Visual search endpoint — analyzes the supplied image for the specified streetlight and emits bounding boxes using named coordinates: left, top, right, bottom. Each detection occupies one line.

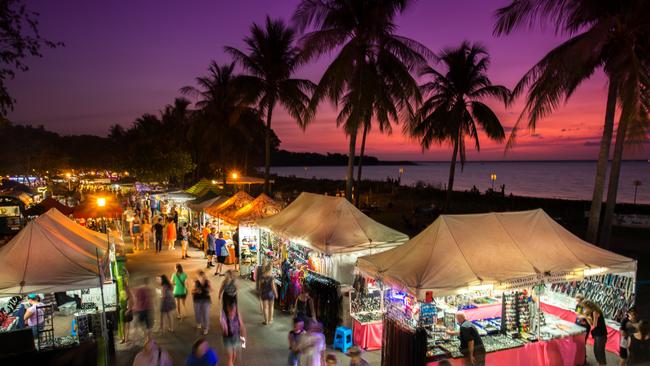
left=96, top=197, right=106, bottom=207
left=94, top=195, right=110, bottom=366
left=633, top=180, right=642, bottom=204
left=490, top=173, right=497, bottom=190
left=65, top=172, right=72, bottom=191
left=231, top=172, right=239, bottom=180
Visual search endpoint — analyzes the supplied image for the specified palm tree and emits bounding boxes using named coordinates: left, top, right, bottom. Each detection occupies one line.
left=406, top=42, right=510, bottom=210
left=180, top=62, right=253, bottom=186
left=293, top=0, right=428, bottom=201
left=494, top=0, right=650, bottom=246
left=225, top=16, right=314, bottom=195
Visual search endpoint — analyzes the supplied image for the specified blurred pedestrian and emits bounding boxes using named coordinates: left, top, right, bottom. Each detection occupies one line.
left=620, top=307, right=639, bottom=366
left=132, top=339, right=172, bottom=366
left=214, top=232, right=227, bottom=276
left=583, top=300, right=607, bottom=366
left=133, top=278, right=154, bottom=341
left=220, top=301, right=247, bottom=366
left=298, top=321, right=326, bottom=366
left=120, top=283, right=134, bottom=344
left=232, top=229, right=240, bottom=272
left=153, top=218, right=164, bottom=253
left=172, top=263, right=188, bottom=319
left=192, top=270, right=212, bottom=335
left=288, top=318, right=305, bottom=366
left=141, top=217, right=152, bottom=250
left=159, top=274, right=176, bottom=333
left=629, top=320, right=650, bottom=365
left=219, top=270, right=238, bottom=309
left=187, top=337, right=218, bottom=366
left=259, top=264, right=278, bottom=325
left=132, top=216, right=142, bottom=251
left=166, top=218, right=177, bottom=250
left=180, top=222, right=190, bottom=259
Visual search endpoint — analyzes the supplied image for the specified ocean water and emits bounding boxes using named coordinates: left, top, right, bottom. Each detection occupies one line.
left=270, top=161, right=650, bottom=204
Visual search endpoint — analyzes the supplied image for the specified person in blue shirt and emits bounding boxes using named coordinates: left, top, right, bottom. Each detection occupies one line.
left=214, top=232, right=228, bottom=276
left=186, top=337, right=218, bottom=366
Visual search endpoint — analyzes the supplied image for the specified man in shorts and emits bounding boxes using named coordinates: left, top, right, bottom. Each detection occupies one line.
left=206, top=228, right=216, bottom=268
left=214, top=232, right=228, bottom=276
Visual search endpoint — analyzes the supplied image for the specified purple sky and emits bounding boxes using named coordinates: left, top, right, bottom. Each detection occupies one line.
left=7, top=0, right=647, bottom=160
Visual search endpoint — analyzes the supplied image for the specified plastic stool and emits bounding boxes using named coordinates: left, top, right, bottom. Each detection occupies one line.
left=333, top=326, right=353, bottom=353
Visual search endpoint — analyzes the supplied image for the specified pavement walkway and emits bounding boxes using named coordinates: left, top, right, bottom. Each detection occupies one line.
left=114, top=245, right=618, bottom=366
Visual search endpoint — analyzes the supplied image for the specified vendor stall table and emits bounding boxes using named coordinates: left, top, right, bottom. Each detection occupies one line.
left=427, top=333, right=585, bottom=366
left=353, top=318, right=383, bottom=351
left=541, top=302, right=620, bottom=353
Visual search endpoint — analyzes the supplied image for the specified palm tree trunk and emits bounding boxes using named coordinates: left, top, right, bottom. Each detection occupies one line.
left=220, top=130, right=226, bottom=187
left=354, top=123, right=369, bottom=207
left=586, top=81, right=617, bottom=244
left=445, top=135, right=459, bottom=211
left=345, top=128, right=358, bottom=202
left=264, top=102, right=275, bottom=195
left=599, top=115, right=629, bottom=248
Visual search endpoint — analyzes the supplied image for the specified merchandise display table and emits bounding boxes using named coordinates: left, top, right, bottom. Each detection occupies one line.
left=352, top=318, right=383, bottom=350
left=540, top=302, right=620, bottom=353
left=427, top=333, right=586, bottom=366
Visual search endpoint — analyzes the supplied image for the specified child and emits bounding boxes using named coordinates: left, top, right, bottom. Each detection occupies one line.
left=288, top=318, right=305, bottom=366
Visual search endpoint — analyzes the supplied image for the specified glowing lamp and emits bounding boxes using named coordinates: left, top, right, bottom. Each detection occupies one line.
left=231, top=172, right=239, bottom=180
left=97, top=197, right=106, bottom=207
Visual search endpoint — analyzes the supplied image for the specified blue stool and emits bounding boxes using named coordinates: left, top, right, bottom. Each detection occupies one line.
left=333, top=326, right=353, bottom=353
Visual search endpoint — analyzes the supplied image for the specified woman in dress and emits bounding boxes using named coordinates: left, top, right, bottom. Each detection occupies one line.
left=259, top=264, right=278, bottom=325
left=171, top=263, right=188, bottom=319
left=166, top=218, right=177, bottom=250
left=583, top=300, right=607, bottom=366
left=141, top=217, right=152, bottom=250
left=193, top=270, right=212, bottom=335
left=293, top=287, right=317, bottom=322
left=159, top=274, right=176, bottom=333
left=220, top=301, right=247, bottom=366
left=629, top=320, right=650, bottom=365
left=219, top=270, right=238, bottom=309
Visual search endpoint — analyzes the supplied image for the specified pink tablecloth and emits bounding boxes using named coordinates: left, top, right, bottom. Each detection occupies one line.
left=428, top=334, right=586, bottom=366
left=353, top=319, right=383, bottom=351
left=463, top=303, right=502, bottom=320
left=540, top=302, right=620, bottom=353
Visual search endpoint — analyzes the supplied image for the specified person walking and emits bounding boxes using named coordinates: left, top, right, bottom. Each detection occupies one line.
left=620, top=307, right=639, bottom=366
left=166, top=218, right=177, bottom=250
left=214, top=232, right=228, bottom=276
left=232, top=229, right=240, bottom=272
left=629, top=320, right=650, bottom=365
left=120, top=283, right=134, bottom=344
left=259, top=264, right=278, bottom=325
left=575, top=294, right=591, bottom=365
left=298, top=321, right=326, bottom=366
left=132, top=216, right=142, bottom=251
left=446, top=312, right=486, bottom=366
left=153, top=218, right=164, bottom=253
left=192, top=270, right=212, bottom=335
left=288, top=318, right=305, bottom=366
left=180, top=222, right=190, bottom=259
left=220, top=301, right=247, bottom=366
left=23, top=294, right=45, bottom=338
left=583, top=300, right=608, bottom=366
left=206, top=228, right=217, bottom=269
left=159, top=274, right=176, bottom=333
left=219, top=270, right=238, bottom=309
left=187, top=337, right=219, bottom=366
left=294, top=289, right=317, bottom=323
left=141, top=217, right=152, bottom=250
left=171, top=264, right=188, bottom=320
left=132, top=339, right=173, bottom=366
left=133, top=278, right=154, bottom=341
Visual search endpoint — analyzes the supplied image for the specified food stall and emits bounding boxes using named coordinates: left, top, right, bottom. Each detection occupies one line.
left=228, top=193, right=282, bottom=278
left=256, top=192, right=409, bottom=340
left=204, top=191, right=255, bottom=263
left=0, top=209, right=116, bottom=362
left=356, top=209, right=637, bottom=366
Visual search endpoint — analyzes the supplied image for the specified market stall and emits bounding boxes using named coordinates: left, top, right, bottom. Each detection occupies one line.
left=356, top=209, right=636, bottom=365
left=256, top=192, right=408, bottom=340
left=185, top=178, right=221, bottom=197
left=204, top=190, right=254, bottom=263
left=229, top=193, right=282, bottom=277
left=0, top=208, right=116, bottom=359
left=24, top=197, right=74, bottom=217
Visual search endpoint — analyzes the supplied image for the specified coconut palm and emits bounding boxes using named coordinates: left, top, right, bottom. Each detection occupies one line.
left=180, top=62, right=254, bottom=185
left=494, top=0, right=650, bottom=246
left=225, top=16, right=314, bottom=195
left=406, top=42, right=510, bottom=210
left=293, top=0, right=428, bottom=201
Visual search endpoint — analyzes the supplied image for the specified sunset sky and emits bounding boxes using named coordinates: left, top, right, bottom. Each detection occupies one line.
left=7, top=0, right=647, bottom=161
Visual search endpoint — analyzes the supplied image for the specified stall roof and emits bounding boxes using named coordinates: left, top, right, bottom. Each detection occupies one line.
left=185, top=178, right=220, bottom=196
left=230, top=193, right=281, bottom=224
left=186, top=192, right=225, bottom=212
left=204, top=190, right=254, bottom=222
left=256, top=192, right=409, bottom=255
left=0, top=208, right=107, bottom=295
left=25, top=197, right=74, bottom=216
left=161, top=190, right=196, bottom=202
left=356, top=209, right=637, bottom=299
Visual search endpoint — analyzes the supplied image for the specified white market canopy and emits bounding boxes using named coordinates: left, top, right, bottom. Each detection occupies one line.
left=0, top=208, right=107, bottom=295
left=257, top=192, right=409, bottom=255
left=357, top=209, right=636, bottom=299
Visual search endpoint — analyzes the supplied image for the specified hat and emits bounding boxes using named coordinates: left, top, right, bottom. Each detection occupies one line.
left=27, top=294, right=39, bottom=300
left=346, top=346, right=363, bottom=357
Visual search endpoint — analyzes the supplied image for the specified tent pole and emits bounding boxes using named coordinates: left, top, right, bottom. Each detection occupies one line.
left=95, top=248, right=110, bottom=366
